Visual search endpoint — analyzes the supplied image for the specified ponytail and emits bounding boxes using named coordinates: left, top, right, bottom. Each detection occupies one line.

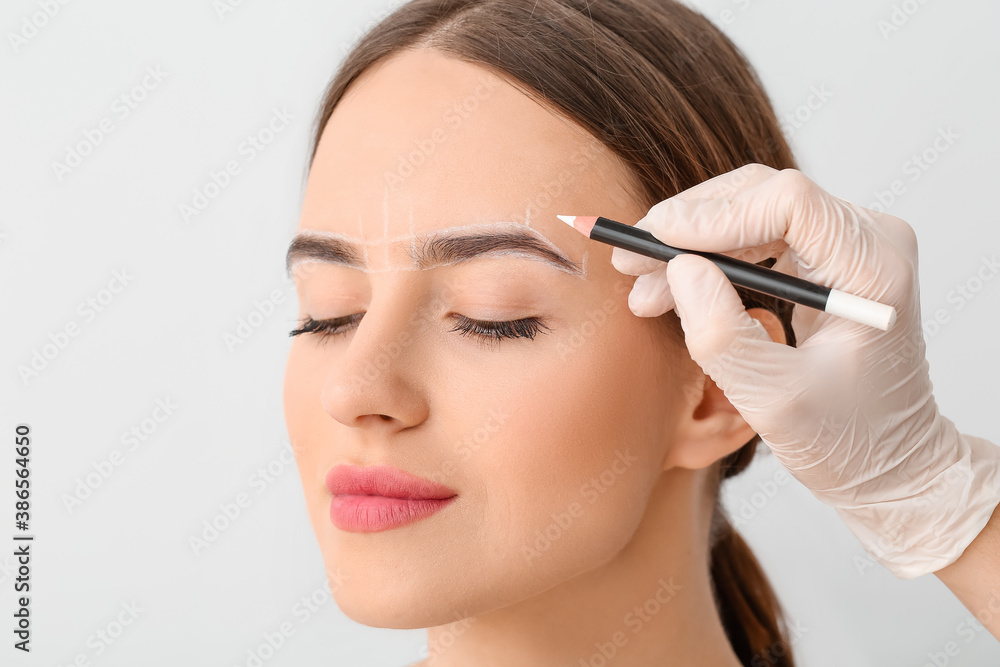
left=709, top=505, right=796, bottom=667
left=707, top=418, right=798, bottom=667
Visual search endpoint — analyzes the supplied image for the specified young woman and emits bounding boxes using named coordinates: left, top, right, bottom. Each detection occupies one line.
left=282, top=1, right=1000, bottom=665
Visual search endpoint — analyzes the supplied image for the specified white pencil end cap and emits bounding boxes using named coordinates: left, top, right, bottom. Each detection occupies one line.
left=825, top=289, right=897, bottom=331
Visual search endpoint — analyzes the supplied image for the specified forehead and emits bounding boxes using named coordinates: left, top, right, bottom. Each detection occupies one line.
left=297, top=48, right=632, bottom=268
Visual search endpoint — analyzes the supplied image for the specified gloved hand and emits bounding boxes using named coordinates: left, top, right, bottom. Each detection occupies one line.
left=611, top=163, right=1000, bottom=580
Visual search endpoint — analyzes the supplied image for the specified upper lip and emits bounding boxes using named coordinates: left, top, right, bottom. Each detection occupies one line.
left=325, top=464, right=457, bottom=500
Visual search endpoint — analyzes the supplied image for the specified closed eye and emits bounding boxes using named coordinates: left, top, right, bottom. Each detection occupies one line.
left=289, top=313, right=550, bottom=350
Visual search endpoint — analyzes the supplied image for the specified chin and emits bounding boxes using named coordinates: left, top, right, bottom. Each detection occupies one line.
left=333, top=582, right=468, bottom=630
left=314, top=538, right=473, bottom=628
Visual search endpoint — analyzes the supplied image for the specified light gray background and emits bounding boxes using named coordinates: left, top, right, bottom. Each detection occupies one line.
left=2, top=0, right=998, bottom=665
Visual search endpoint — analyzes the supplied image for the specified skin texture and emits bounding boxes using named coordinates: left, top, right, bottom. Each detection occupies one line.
left=934, top=502, right=1000, bottom=638
left=283, top=48, right=787, bottom=667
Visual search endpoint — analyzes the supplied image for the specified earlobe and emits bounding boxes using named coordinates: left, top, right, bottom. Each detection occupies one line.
left=663, top=374, right=758, bottom=471
left=661, top=307, right=785, bottom=472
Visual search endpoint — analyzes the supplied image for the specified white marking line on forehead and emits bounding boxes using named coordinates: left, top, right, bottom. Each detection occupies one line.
left=383, top=185, right=391, bottom=268
left=358, top=211, right=369, bottom=266
left=289, top=220, right=587, bottom=278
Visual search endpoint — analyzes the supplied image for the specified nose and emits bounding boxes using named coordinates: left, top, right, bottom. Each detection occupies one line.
left=320, top=297, right=430, bottom=432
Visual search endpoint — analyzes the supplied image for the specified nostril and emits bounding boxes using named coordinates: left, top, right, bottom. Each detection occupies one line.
left=378, top=414, right=392, bottom=421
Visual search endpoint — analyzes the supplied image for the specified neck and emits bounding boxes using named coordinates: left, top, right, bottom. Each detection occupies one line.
left=413, top=468, right=743, bottom=667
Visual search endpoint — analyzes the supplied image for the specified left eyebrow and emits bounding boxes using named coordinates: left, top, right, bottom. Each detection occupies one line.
left=285, top=228, right=583, bottom=277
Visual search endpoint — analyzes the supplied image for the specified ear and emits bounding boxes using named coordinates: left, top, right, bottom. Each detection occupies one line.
left=662, top=307, right=787, bottom=471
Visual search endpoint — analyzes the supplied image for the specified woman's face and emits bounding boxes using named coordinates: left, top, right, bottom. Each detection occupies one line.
left=283, top=48, right=698, bottom=628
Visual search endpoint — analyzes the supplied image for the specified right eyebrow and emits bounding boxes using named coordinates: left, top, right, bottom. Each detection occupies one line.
left=285, top=228, right=583, bottom=277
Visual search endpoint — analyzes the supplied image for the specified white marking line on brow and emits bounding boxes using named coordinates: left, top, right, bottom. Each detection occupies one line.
left=292, top=251, right=578, bottom=275
left=291, top=221, right=588, bottom=278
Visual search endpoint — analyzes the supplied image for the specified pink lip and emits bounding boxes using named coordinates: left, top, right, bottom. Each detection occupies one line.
left=325, top=464, right=457, bottom=533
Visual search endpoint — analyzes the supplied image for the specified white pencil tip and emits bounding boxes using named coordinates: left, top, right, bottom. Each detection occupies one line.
left=557, top=215, right=575, bottom=227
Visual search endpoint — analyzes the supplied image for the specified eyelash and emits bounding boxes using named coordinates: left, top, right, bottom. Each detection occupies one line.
left=289, top=313, right=551, bottom=350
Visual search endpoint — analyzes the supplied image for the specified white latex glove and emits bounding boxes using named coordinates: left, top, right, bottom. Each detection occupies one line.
left=611, top=163, right=1000, bottom=580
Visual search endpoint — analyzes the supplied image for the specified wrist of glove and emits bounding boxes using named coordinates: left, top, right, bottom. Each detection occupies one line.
left=822, top=415, right=1000, bottom=580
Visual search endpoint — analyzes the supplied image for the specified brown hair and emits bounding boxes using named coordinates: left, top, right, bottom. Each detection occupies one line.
left=306, top=0, right=799, bottom=663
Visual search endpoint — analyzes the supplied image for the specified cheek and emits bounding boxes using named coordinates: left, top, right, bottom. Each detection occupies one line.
left=283, top=345, right=328, bottom=528
left=446, top=310, right=678, bottom=582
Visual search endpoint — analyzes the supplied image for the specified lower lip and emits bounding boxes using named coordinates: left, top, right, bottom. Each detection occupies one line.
left=329, top=495, right=456, bottom=533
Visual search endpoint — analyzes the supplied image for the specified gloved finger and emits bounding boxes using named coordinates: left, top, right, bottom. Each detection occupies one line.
left=622, top=244, right=789, bottom=320
left=627, top=263, right=674, bottom=317
left=642, top=169, right=893, bottom=296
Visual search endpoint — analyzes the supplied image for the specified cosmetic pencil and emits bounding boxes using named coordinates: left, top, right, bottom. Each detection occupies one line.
left=557, top=215, right=897, bottom=331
